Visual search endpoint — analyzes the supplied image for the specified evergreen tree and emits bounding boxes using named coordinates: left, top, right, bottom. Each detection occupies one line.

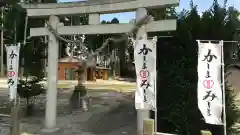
left=1, top=0, right=56, bottom=112
left=156, top=1, right=240, bottom=134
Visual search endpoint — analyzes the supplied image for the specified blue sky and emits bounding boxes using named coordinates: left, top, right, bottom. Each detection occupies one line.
left=58, top=0, right=240, bottom=23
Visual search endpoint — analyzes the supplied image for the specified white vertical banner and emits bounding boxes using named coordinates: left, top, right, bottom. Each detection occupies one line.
left=5, top=43, right=21, bottom=101
left=197, top=41, right=223, bottom=125
left=134, top=38, right=156, bottom=110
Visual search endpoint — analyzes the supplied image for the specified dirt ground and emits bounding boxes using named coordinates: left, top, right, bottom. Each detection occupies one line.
left=0, top=89, right=137, bottom=135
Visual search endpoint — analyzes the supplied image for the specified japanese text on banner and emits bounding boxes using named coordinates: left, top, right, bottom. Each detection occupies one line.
left=197, top=42, right=223, bottom=125
left=5, top=43, right=20, bottom=101
left=134, top=39, right=156, bottom=110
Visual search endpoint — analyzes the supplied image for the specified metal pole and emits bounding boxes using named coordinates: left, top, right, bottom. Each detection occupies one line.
left=10, top=43, right=21, bottom=135
left=70, top=16, right=73, bottom=58
left=154, top=36, right=158, bottom=134
left=44, top=22, right=47, bottom=77
left=1, top=7, right=4, bottom=76
left=14, top=20, right=16, bottom=45
left=220, top=40, right=227, bottom=135
left=21, top=15, right=28, bottom=80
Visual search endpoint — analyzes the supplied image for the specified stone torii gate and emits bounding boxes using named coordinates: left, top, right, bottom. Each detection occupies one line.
left=21, top=0, right=178, bottom=134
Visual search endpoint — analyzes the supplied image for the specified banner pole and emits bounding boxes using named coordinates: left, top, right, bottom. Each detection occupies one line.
left=220, top=40, right=227, bottom=135
left=153, top=36, right=157, bottom=134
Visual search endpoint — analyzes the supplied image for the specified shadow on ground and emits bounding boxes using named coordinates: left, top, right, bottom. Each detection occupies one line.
left=0, top=89, right=137, bottom=135
left=82, top=96, right=137, bottom=135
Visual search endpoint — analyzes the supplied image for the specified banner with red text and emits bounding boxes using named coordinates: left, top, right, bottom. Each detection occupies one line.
left=134, top=39, right=156, bottom=110
left=197, top=42, right=223, bottom=125
left=5, top=43, right=20, bottom=101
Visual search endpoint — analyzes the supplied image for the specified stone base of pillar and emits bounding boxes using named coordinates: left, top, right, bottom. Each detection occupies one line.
left=41, top=127, right=60, bottom=133
left=137, top=109, right=150, bottom=135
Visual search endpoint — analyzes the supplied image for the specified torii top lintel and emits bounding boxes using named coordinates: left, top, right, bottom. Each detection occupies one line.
left=22, top=0, right=179, bottom=17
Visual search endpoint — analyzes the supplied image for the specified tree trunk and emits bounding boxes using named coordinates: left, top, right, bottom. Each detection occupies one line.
left=119, top=43, right=126, bottom=77
left=26, top=98, right=29, bottom=107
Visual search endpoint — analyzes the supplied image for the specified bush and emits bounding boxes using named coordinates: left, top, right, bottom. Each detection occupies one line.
left=17, top=76, right=45, bottom=106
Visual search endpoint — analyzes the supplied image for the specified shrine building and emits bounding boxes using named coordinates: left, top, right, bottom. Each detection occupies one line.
left=58, top=56, right=109, bottom=81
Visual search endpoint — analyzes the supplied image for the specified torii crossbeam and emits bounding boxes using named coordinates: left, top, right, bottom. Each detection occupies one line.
left=22, top=0, right=178, bottom=17
left=30, top=20, right=176, bottom=36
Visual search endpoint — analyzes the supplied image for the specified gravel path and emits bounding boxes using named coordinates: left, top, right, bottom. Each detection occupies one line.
left=0, top=89, right=137, bottom=135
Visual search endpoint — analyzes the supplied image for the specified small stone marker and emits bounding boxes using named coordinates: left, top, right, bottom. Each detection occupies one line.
left=143, top=119, right=154, bottom=135
left=201, top=130, right=212, bottom=135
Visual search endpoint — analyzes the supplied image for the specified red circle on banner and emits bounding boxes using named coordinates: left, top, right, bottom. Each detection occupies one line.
left=140, top=70, right=149, bottom=79
left=8, top=71, right=16, bottom=77
left=203, top=80, right=214, bottom=89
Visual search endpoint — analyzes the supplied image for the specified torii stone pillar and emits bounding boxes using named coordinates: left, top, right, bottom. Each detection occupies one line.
left=136, top=8, right=150, bottom=135
left=42, top=15, right=59, bottom=132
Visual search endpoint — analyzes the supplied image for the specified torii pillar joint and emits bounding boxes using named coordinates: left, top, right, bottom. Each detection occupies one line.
left=89, top=13, right=100, bottom=24
left=136, top=7, right=150, bottom=135
left=43, top=15, right=59, bottom=132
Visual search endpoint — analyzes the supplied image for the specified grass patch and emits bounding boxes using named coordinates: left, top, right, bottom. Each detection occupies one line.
left=57, top=83, right=75, bottom=89
left=86, top=84, right=136, bottom=93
